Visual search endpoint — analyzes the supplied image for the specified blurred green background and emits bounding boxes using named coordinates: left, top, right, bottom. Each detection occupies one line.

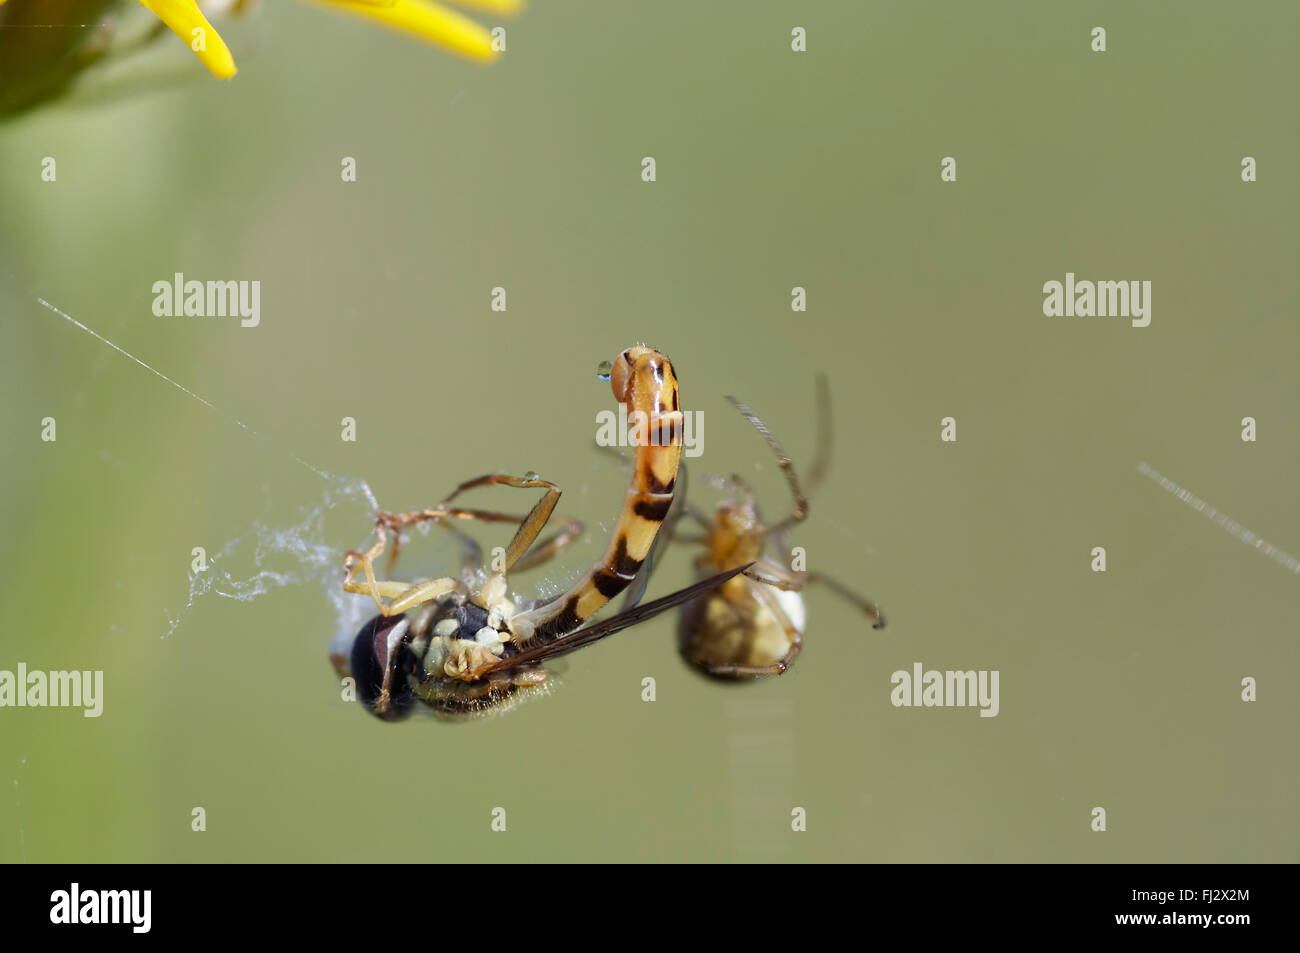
left=1, top=0, right=1297, bottom=862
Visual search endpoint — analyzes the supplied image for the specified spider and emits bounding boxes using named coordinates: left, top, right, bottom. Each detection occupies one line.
left=672, top=376, right=885, bottom=677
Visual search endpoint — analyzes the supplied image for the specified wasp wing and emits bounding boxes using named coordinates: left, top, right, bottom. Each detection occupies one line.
left=483, top=562, right=752, bottom=673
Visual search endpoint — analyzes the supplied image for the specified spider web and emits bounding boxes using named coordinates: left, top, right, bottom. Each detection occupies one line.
left=33, top=296, right=624, bottom=658
left=162, top=472, right=380, bottom=651
left=32, top=297, right=394, bottom=647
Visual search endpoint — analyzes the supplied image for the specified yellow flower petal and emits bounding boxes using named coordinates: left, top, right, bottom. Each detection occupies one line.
left=454, top=0, right=524, bottom=13
left=138, top=0, right=238, bottom=78
left=343, top=0, right=524, bottom=11
left=320, top=0, right=500, bottom=63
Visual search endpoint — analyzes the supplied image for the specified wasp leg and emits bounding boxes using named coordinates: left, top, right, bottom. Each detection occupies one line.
left=347, top=513, right=441, bottom=604
left=405, top=475, right=590, bottom=572
left=373, top=504, right=568, bottom=576
left=343, top=528, right=459, bottom=616
left=376, top=505, right=506, bottom=570
left=346, top=492, right=582, bottom=617
left=342, top=557, right=458, bottom=616
left=510, top=517, right=585, bottom=572
left=344, top=473, right=586, bottom=614
left=434, top=472, right=565, bottom=571
left=427, top=516, right=484, bottom=579
left=392, top=508, right=585, bottom=575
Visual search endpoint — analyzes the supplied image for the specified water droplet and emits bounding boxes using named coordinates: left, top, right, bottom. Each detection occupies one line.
left=524, top=470, right=540, bottom=482
left=596, top=359, right=613, bottom=382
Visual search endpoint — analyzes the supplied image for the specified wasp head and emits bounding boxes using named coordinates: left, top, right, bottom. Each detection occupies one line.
left=346, top=613, right=417, bottom=721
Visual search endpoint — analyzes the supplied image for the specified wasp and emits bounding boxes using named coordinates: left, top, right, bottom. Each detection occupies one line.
left=331, top=345, right=748, bottom=720
left=673, top=376, right=885, bottom=677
